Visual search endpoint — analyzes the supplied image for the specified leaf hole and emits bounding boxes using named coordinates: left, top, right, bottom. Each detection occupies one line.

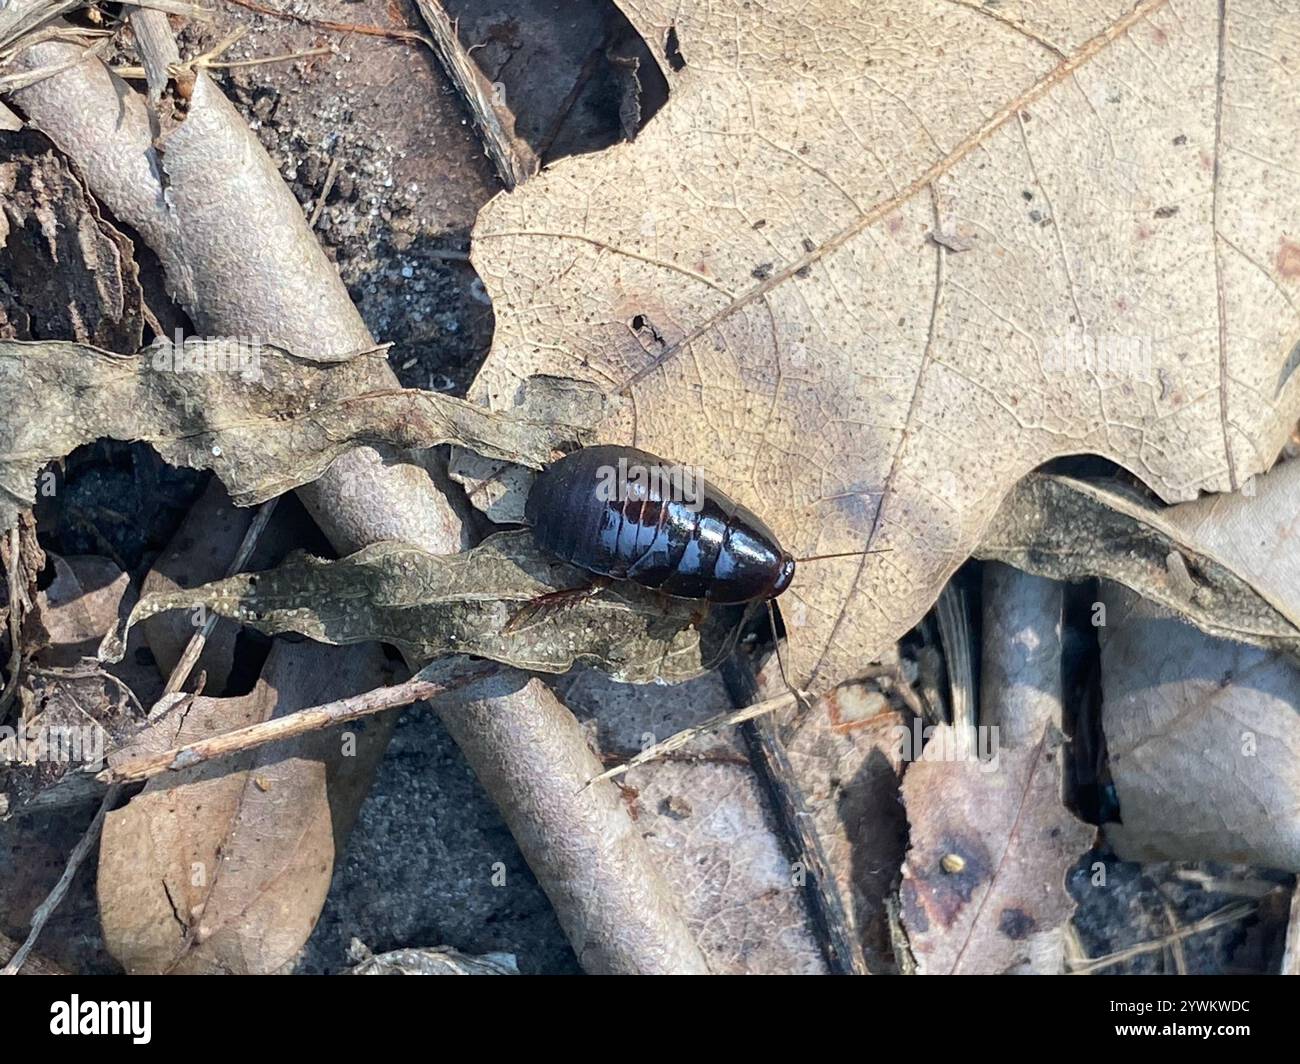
left=664, top=25, right=686, bottom=71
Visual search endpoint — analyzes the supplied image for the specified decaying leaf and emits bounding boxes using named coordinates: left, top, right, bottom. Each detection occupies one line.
left=467, top=0, right=1300, bottom=694
left=32, top=553, right=129, bottom=667
left=0, top=128, right=143, bottom=349
left=0, top=339, right=602, bottom=534
left=779, top=686, right=912, bottom=972
left=449, top=374, right=611, bottom=524
left=99, top=639, right=398, bottom=975
left=1096, top=457, right=1300, bottom=871
left=100, top=530, right=745, bottom=685
left=975, top=474, right=1300, bottom=656
left=0, top=552, right=149, bottom=819
left=900, top=724, right=1095, bottom=974
left=1099, top=591, right=1300, bottom=871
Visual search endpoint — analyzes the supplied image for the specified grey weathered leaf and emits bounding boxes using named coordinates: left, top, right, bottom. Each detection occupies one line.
left=450, top=374, right=612, bottom=524
left=101, top=530, right=743, bottom=685
left=0, top=338, right=602, bottom=533
left=1097, top=457, right=1300, bottom=871
left=975, top=474, right=1300, bottom=655
left=553, top=667, right=829, bottom=973
left=1100, top=592, right=1300, bottom=871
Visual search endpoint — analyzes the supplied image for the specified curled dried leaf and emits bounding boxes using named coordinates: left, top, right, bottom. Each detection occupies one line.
left=974, top=474, right=1300, bottom=655
left=100, top=530, right=745, bottom=684
left=0, top=339, right=604, bottom=533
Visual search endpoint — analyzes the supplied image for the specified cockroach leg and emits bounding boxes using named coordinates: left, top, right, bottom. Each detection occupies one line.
left=502, top=576, right=612, bottom=634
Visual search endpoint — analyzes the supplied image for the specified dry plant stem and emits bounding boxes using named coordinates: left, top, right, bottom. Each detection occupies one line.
left=0, top=783, right=121, bottom=975
left=223, top=0, right=428, bottom=45
left=8, top=38, right=708, bottom=974
left=0, top=527, right=22, bottom=718
left=587, top=687, right=799, bottom=785
left=162, top=496, right=277, bottom=695
left=412, top=0, right=538, bottom=189
left=436, top=669, right=707, bottom=973
left=0, top=931, right=64, bottom=974
left=980, top=562, right=1064, bottom=746
left=102, top=661, right=494, bottom=785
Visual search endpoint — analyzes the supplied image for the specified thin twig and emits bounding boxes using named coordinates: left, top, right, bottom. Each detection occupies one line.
left=100, top=660, right=493, bottom=785
left=582, top=688, right=800, bottom=788
left=1283, top=883, right=1300, bottom=975
left=0, top=931, right=65, bottom=974
left=222, top=0, right=430, bottom=45
left=163, top=497, right=278, bottom=695
left=28, top=663, right=148, bottom=719
left=308, top=155, right=340, bottom=229
left=0, top=35, right=111, bottom=91
left=724, top=655, right=869, bottom=976
left=0, top=783, right=121, bottom=975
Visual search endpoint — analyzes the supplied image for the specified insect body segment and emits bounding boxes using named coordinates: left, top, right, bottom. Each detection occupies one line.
left=525, top=444, right=795, bottom=604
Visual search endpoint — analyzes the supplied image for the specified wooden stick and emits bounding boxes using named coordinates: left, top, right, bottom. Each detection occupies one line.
left=1283, top=883, right=1300, bottom=975
left=583, top=688, right=799, bottom=787
left=100, top=660, right=493, bottom=784
left=0, top=527, right=22, bottom=719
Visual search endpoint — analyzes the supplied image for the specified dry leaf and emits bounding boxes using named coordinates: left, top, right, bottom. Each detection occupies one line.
left=1097, top=457, right=1300, bottom=870
left=554, top=668, right=828, bottom=973
left=98, top=640, right=397, bottom=974
left=900, top=724, right=1095, bottom=974
left=1099, top=592, right=1300, bottom=870
left=467, top=0, right=1300, bottom=693
left=0, top=338, right=601, bottom=534
left=0, top=552, right=151, bottom=818
left=779, top=688, right=911, bottom=972
left=32, top=553, right=129, bottom=666
left=976, top=473, right=1300, bottom=655
left=100, top=530, right=745, bottom=685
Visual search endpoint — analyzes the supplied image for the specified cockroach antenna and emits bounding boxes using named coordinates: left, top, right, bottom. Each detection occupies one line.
left=793, top=547, right=893, bottom=563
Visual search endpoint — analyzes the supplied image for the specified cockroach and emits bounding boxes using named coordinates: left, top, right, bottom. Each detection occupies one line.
left=525, top=444, right=796, bottom=604
left=520, top=443, right=888, bottom=697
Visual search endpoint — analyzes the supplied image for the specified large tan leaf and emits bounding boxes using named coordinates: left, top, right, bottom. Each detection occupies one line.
left=468, top=0, right=1300, bottom=692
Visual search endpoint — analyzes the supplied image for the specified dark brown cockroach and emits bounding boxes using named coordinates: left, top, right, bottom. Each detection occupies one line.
left=525, top=444, right=795, bottom=604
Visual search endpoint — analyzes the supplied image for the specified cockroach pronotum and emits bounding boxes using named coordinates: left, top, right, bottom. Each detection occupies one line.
left=525, top=444, right=796, bottom=604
